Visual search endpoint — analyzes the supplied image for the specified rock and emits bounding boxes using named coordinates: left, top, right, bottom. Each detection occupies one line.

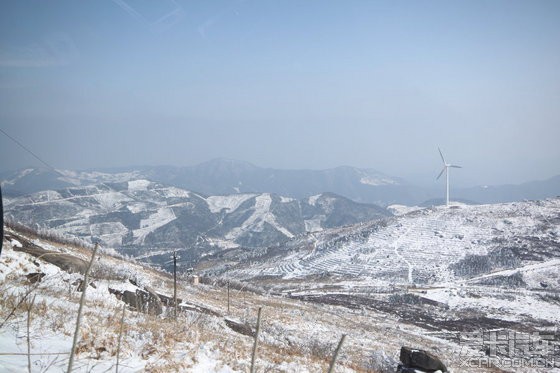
left=224, top=317, right=255, bottom=337
left=109, top=287, right=163, bottom=315
left=399, top=347, right=447, bottom=372
left=25, top=272, right=46, bottom=284
left=157, top=292, right=182, bottom=307
left=12, top=240, right=88, bottom=274
left=135, top=289, right=163, bottom=315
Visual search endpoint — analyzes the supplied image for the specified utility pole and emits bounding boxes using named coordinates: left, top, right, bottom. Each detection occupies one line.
left=250, top=307, right=262, bottom=373
left=227, top=281, right=230, bottom=314
left=172, top=250, right=177, bottom=319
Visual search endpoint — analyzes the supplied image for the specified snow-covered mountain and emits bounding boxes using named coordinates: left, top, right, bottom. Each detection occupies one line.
left=205, top=198, right=560, bottom=289
left=3, top=180, right=389, bottom=267
left=2, top=160, right=559, bottom=206
left=0, top=168, right=142, bottom=196
left=2, top=196, right=559, bottom=371
left=198, top=198, right=560, bottom=350
left=0, top=161, right=416, bottom=206
left=6, top=222, right=535, bottom=373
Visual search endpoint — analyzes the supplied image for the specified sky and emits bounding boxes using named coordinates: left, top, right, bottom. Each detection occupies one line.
left=0, top=0, right=559, bottom=187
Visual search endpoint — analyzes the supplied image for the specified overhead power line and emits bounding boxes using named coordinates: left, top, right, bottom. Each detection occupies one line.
left=0, top=128, right=57, bottom=171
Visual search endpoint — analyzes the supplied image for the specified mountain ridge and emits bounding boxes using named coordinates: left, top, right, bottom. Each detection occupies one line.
left=4, top=179, right=390, bottom=268
left=1, top=159, right=559, bottom=206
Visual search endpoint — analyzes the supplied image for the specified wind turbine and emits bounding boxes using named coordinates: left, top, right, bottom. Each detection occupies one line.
left=436, top=147, right=462, bottom=206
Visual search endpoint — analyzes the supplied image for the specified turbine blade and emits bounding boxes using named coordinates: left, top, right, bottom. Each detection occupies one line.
left=438, top=147, right=446, bottom=164
left=450, top=165, right=462, bottom=168
left=436, top=167, right=445, bottom=180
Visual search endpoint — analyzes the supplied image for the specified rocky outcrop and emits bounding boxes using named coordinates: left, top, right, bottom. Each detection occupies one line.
left=397, top=346, right=447, bottom=372
left=109, top=287, right=163, bottom=315
left=25, top=272, right=46, bottom=284
left=157, top=292, right=182, bottom=307
left=10, top=235, right=88, bottom=274
left=224, top=317, right=254, bottom=337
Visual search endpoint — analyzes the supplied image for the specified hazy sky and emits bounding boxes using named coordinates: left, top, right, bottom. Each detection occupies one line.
left=1, top=0, right=559, bottom=187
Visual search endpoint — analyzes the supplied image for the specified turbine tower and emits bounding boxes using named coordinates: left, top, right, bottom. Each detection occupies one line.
left=436, top=147, right=462, bottom=206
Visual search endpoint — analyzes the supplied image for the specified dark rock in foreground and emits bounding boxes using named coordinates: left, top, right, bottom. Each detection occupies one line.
left=398, top=346, right=447, bottom=372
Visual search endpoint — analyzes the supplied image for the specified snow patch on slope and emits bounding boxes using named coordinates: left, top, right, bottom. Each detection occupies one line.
left=226, top=194, right=294, bottom=240
left=90, top=222, right=128, bottom=247
left=160, top=186, right=190, bottom=198
left=387, top=204, right=423, bottom=216
left=127, top=202, right=147, bottom=213
left=93, top=191, right=131, bottom=211
left=304, top=218, right=323, bottom=233
left=206, top=194, right=256, bottom=213
left=128, top=179, right=151, bottom=191
left=56, top=169, right=142, bottom=186
left=4, top=168, right=35, bottom=184
left=227, top=199, right=560, bottom=285
left=133, top=207, right=177, bottom=244
left=359, top=176, right=397, bottom=186
left=308, top=194, right=321, bottom=206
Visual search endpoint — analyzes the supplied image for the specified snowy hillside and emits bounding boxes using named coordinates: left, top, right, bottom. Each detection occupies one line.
left=201, top=199, right=560, bottom=351
left=0, top=224, right=492, bottom=372
left=4, top=181, right=389, bottom=268
left=3, top=163, right=559, bottom=207
left=216, top=199, right=560, bottom=285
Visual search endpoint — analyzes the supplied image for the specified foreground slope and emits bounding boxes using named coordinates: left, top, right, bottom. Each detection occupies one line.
left=0, top=224, right=504, bottom=372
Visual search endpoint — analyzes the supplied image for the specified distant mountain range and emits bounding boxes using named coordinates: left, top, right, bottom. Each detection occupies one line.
left=1, top=158, right=559, bottom=206
left=3, top=179, right=389, bottom=266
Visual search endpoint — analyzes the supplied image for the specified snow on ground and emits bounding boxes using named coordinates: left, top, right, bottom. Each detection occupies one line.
left=307, top=195, right=321, bottom=206
left=228, top=199, right=560, bottom=286
left=206, top=194, right=256, bottom=214
left=423, top=284, right=560, bottom=323
left=2, top=223, right=558, bottom=372
left=359, top=176, right=397, bottom=186
left=126, top=202, right=147, bottom=214
left=205, top=237, right=240, bottom=250
left=1, top=168, right=35, bottom=185
left=55, top=169, right=142, bottom=187
left=304, top=218, right=324, bottom=233
left=225, top=194, right=295, bottom=240
left=93, top=191, right=132, bottom=211
left=133, top=207, right=177, bottom=244
left=127, top=179, right=151, bottom=191
left=158, top=186, right=191, bottom=199
left=387, top=204, right=422, bottom=216
left=90, top=222, right=129, bottom=247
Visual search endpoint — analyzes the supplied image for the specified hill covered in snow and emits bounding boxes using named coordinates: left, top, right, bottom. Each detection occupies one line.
left=2, top=161, right=559, bottom=207
left=0, top=224, right=476, bottom=372
left=203, top=199, right=560, bottom=284
left=201, top=199, right=560, bottom=343
left=2, top=199, right=559, bottom=372
left=3, top=180, right=389, bottom=269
